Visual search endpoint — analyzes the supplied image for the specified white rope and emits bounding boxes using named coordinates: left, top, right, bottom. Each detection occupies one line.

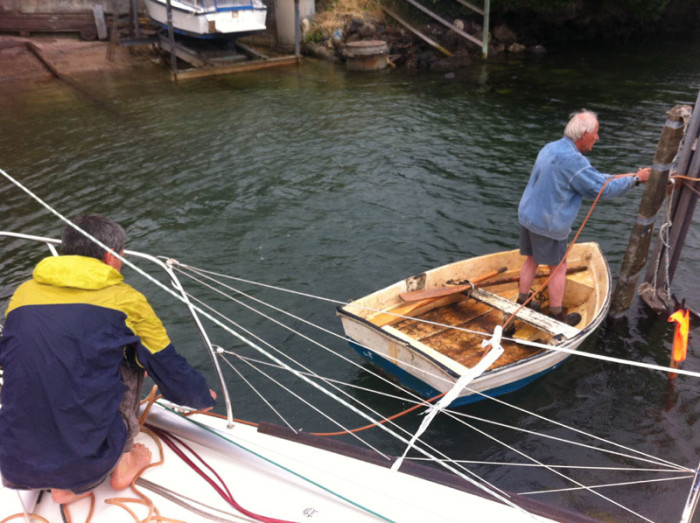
left=176, top=262, right=700, bottom=380
left=406, top=459, right=687, bottom=473
left=216, top=347, right=295, bottom=431
left=651, top=189, right=674, bottom=304
left=391, top=327, right=505, bottom=472
left=173, top=263, right=460, bottom=391
left=445, top=389, right=691, bottom=473
left=442, top=409, right=689, bottom=471
left=174, top=257, right=694, bottom=477
left=519, top=474, right=694, bottom=496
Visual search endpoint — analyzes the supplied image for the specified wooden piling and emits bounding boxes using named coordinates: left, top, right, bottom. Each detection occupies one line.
left=642, top=90, right=700, bottom=313
left=609, top=104, right=693, bottom=318
left=165, top=0, right=178, bottom=81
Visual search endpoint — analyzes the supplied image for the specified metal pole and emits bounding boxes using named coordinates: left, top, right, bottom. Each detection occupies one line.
left=662, top=95, right=700, bottom=281
left=131, top=0, right=140, bottom=38
left=681, top=461, right=700, bottom=523
left=482, top=0, right=490, bottom=59
left=609, top=105, right=692, bottom=318
left=294, top=0, right=300, bottom=57
left=166, top=0, right=178, bottom=80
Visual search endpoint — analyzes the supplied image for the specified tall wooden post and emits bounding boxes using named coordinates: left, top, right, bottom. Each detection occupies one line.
left=294, top=0, right=300, bottom=58
left=482, top=0, right=490, bottom=59
left=643, top=90, right=700, bottom=296
left=609, top=105, right=692, bottom=318
left=166, top=0, right=178, bottom=81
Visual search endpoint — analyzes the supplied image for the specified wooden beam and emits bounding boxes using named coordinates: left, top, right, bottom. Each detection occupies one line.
left=173, top=56, right=299, bottom=81
left=382, top=7, right=452, bottom=57
left=402, top=0, right=482, bottom=48
left=470, top=289, right=579, bottom=339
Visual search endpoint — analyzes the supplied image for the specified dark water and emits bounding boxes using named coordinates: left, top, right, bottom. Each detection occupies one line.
left=1, top=37, right=700, bottom=521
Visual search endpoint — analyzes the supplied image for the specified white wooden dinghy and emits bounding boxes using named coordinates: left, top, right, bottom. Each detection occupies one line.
left=337, top=243, right=611, bottom=406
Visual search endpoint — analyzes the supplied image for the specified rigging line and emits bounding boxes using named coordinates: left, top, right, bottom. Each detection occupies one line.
left=445, top=388, right=692, bottom=473
left=217, top=350, right=392, bottom=461
left=185, top=292, right=403, bottom=457
left=174, top=265, right=698, bottom=471
left=218, top=350, right=295, bottom=432
left=509, top=337, right=700, bottom=380
left=177, top=274, right=520, bottom=488
left=221, top=351, right=509, bottom=497
left=0, top=169, right=528, bottom=517
left=439, top=409, right=689, bottom=472
left=435, top=411, right=654, bottom=522
left=405, top=459, right=686, bottom=473
left=174, top=264, right=493, bottom=393
left=519, top=474, right=695, bottom=496
left=228, top=353, right=428, bottom=403
left=173, top=265, right=459, bottom=392
left=202, top=352, right=691, bottom=478
left=174, top=262, right=497, bottom=338
left=176, top=267, right=690, bottom=474
left=175, top=259, right=700, bottom=380
left=219, top=347, right=502, bottom=495
left=175, top=266, right=693, bottom=476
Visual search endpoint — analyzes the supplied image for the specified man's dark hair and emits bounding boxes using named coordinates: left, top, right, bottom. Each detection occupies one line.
left=61, top=214, right=126, bottom=260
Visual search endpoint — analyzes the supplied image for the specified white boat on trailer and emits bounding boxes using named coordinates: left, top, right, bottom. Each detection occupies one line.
left=143, top=0, right=267, bottom=39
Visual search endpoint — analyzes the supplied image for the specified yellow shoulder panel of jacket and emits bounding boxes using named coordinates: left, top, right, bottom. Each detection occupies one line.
left=6, top=280, right=171, bottom=354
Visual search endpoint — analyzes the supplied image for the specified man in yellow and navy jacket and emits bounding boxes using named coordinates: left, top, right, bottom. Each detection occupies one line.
left=0, top=214, right=216, bottom=504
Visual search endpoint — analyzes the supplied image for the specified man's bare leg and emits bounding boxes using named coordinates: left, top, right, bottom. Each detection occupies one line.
left=51, top=489, right=91, bottom=505
left=547, top=261, right=567, bottom=309
left=110, top=443, right=152, bottom=491
left=519, top=256, right=538, bottom=297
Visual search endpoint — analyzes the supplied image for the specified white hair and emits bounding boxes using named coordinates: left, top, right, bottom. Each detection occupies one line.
left=564, top=110, right=598, bottom=142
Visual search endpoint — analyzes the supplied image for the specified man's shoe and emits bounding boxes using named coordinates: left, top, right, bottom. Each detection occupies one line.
left=550, top=310, right=582, bottom=327
left=517, top=293, right=541, bottom=312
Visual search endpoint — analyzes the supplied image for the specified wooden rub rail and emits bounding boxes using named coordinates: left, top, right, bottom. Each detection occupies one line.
left=470, top=288, right=580, bottom=339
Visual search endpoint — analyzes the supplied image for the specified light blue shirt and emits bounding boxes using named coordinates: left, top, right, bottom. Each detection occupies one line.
left=518, top=137, right=636, bottom=240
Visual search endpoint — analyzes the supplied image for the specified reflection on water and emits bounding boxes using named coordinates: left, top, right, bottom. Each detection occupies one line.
left=1, top=37, right=699, bottom=521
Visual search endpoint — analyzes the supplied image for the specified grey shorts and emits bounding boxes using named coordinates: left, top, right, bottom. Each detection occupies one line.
left=519, top=225, right=567, bottom=266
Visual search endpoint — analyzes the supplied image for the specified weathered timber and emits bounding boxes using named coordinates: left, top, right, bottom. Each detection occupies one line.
left=0, top=11, right=105, bottom=41
left=172, top=56, right=299, bottom=81
left=402, top=0, right=482, bottom=48
left=381, top=7, right=453, bottom=57
left=642, top=90, right=700, bottom=313
left=610, top=104, right=693, bottom=317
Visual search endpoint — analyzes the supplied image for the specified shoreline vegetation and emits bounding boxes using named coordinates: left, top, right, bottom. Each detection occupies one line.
left=303, top=0, right=700, bottom=72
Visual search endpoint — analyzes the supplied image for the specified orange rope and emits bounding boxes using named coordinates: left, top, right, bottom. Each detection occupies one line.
left=311, top=391, right=448, bottom=437
left=0, top=513, right=49, bottom=523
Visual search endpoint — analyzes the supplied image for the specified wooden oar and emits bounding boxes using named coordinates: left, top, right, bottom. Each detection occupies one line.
left=399, top=266, right=507, bottom=302
left=477, top=265, right=587, bottom=288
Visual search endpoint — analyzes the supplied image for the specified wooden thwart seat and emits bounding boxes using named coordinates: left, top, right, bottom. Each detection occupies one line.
left=470, top=288, right=580, bottom=339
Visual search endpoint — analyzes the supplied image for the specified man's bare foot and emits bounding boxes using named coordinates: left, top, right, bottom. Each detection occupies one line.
left=110, top=443, right=152, bottom=490
left=51, top=489, right=91, bottom=505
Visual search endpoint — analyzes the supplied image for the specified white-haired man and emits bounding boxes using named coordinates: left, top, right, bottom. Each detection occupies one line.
left=517, top=110, right=651, bottom=325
